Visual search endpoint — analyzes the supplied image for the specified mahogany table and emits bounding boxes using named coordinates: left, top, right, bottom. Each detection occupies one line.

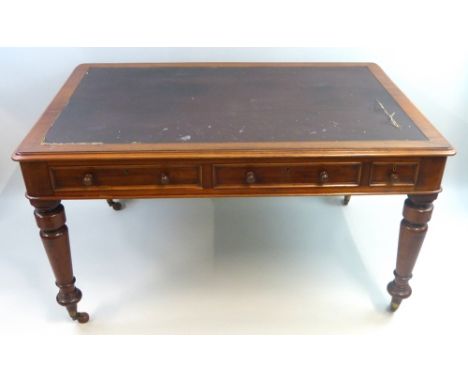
left=12, top=63, right=454, bottom=323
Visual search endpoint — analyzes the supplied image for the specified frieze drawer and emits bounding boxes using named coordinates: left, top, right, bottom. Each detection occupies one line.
left=369, top=162, right=419, bottom=186
left=50, top=165, right=202, bottom=191
left=213, top=162, right=362, bottom=188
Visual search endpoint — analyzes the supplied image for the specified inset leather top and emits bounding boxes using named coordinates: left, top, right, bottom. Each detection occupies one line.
left=44, top=66, right=427, bottom=144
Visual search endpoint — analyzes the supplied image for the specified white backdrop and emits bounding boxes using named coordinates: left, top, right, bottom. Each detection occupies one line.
left=1, top=48, right=467, bottom=338
left=1, top=0, right=468, bottom=373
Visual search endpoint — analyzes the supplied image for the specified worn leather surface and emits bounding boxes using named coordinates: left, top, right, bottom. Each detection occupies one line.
left=45, top=66, right=427, bottom=144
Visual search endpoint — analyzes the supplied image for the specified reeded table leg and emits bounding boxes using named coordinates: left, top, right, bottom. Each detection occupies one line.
left=31, top=200, right=89, bottom=323
left=387, top=193, right=438, bottom=312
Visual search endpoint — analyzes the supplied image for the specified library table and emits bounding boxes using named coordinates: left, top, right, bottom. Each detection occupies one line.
left=12, top=63, right=454, bottom=323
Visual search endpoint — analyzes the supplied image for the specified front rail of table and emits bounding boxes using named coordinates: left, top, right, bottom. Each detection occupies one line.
left=13, top=63, right=454, bottom=323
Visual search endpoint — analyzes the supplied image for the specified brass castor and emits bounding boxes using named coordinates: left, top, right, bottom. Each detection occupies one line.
left=66, top=303, right=90, bottom=324
left=343, top=195, right=351, bottom=205
left=71, top=311, right=90, bottom=323
left=389, top=296, right=402, bottom=312
left=107, top=199, right=123, bottom=210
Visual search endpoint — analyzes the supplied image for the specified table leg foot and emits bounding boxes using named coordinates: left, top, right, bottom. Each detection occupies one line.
left=32, top=200, right=89, bottom=323
left=55, top=280, right=90, bottom=323
left=343, top=195, right=351, bottom=205
left=107, top=199, right=123, bottom=210
left=389, top=296, right=402, bottom=312
left=387, top=194, right=437, bottom=311
left=66, top=304, right=90, bottom=323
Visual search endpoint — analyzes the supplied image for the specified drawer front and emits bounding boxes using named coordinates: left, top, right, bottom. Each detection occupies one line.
left=50, top=165, right=202, bottom=191
left=213, top=162, right=362, bottom=188
left=369, top=162, right=419, bottom=186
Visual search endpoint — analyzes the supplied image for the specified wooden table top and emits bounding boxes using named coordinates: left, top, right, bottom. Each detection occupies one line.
left=13, top=63, right=454, bottom=161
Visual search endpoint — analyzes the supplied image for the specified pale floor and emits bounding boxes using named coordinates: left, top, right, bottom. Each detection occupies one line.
left=1, top=169, right=467, bottom=335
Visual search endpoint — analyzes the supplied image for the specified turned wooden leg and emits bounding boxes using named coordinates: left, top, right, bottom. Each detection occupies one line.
left=387, top=193, right=437, bottom=312
left=343, top=195, right=351, bottom=205
left=31, top=200, right=89, bottom=323
left=106, top=199, right=123, bottom=210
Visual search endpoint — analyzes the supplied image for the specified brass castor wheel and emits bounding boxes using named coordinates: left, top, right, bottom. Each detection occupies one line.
left=342, top=195, right=351, bottom=205
left=107, top=199, right=123, bottom=211
left=388, top=297, right=402, bottom=312
left=72, top=311, right=90, bottom=324
left=66, top=303, right=90, bottom=324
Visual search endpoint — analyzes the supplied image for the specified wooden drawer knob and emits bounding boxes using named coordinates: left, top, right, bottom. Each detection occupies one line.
left=82, top=173, right=94, bottom=186
left=390, top=172, right=399, bottom=184
left=319, top=170, right=329, bottom=183
left=160, top=172, right=170, bottom=185
left=245, top=171, right=256, bottom=184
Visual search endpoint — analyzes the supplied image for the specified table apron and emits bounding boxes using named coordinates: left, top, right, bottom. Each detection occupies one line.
left=20, top=156, right=447, bottom=199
